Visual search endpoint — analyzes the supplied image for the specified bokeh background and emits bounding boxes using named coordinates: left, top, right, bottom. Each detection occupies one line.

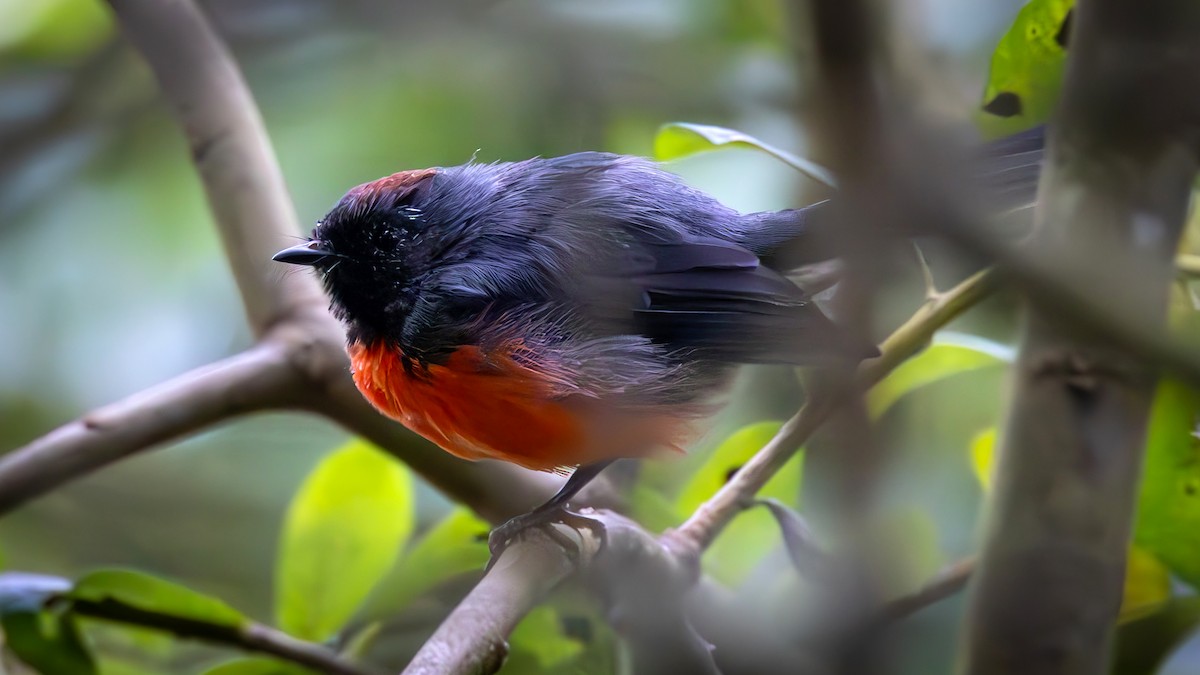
left=4, top=0, right=1192, bottom=673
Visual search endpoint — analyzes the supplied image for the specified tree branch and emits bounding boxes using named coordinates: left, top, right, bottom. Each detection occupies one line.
left=401, top=510, right=725, bottom=675
left=399, top=527, right=587, bottom=675
left=672, top=267, right=997, bottom=553
left=103, top=0, right=324, bottom=335
left=872, top=557, right=974, bottom=626
left=71, top=598, right=378, bottom=675
left=959, top=1, right=1200, bottom=672
left=0, top=342, right=298, bottom=515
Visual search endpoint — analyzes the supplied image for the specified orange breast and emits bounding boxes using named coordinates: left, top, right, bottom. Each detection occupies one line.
left=348, top=341, right=697, bottom=472
left=349, top=341, right=600, bottom=471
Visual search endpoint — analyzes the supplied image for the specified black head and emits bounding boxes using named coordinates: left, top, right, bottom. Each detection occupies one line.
left=273, top=169, right=439, bottom=344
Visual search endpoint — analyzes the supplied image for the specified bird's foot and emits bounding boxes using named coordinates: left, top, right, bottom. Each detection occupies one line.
left=486, top=506, right=606, bottom=572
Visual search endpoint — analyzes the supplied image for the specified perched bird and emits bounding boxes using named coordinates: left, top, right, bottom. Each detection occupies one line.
left=273, top=127, right=1044, bottom=548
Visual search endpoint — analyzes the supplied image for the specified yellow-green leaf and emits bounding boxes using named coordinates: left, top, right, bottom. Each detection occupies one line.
left=868, top=334, right=1011, bottom=419
left=677, top=421, right=803, bottom=584
left=1120, top=546, right=1172, bottom=625
left=0, top=0, right=113, bottom=60
left=977, top=0, right=1074, bottom=138
left=970, top=427, right=998, bottom=493
left=654, top=122, right=837, bottom=188
left=1135, top=379, right=1200, bottom=589
left=508, top=606, right=585, bottom=669
left=358, top=507, right=489, bottom=621
left=71, top=569, right=247, bottom=629
left=201, top=658, right=308, bottom=675
left=275, top=440, right=415, bottom=641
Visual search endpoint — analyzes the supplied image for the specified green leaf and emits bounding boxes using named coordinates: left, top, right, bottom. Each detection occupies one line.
left=677, top=421, right=803, bottom=584
left=3, top=612, right=98, bottom=675
left=868, top=333, right=1010, bottom=419
left=500, top=608, right=618, bottom=675
left=0, top=573, right=97, bottom=675
left=976, top=0, right=1074, bottom=138
left=275, top=439, right=415, bottom=641
left=969, top=427, right=998, bottom=493
left=201, top=658, right=310, bottom=675
left=69, top=569, right=247, bottom=629
left=358, top=507, right=489, bottom=622
left=0, top=0, right=113, bottom=61
left=1115, top=595, right=1200, bottom=675
left=653, top=122, right=837, bottom=188
left=628, top=481, right=685, bottom=534
left=1120, top=546, right=1172, bottom=625
left=508, top=606, right=586, bottom=669
left=1134, top=379, right=1200, bottom=589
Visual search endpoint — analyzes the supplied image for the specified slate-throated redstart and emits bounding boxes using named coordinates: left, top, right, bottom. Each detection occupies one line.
left=274, top=127, right=1044, bottom=549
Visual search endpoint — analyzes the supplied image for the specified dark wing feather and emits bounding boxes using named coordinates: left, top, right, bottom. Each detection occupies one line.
left=613, top=235, right=876, bottom=364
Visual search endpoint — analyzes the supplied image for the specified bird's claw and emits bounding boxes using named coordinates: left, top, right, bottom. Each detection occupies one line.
left=485, top=507, right=607, bottom=572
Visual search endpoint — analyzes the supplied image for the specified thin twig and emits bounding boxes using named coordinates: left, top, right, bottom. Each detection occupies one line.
left=71, top=599, right=378, bottom=675
left=872, top=557, right=974, bottom=626
left=673, top=268, right=998, bottom=552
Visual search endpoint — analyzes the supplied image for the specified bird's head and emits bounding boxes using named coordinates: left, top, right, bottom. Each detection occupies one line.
left=273, top=168, right=440, bottom=344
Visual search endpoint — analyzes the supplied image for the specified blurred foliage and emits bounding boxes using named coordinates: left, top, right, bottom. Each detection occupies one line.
left=4, top=0, right=1200, bottom=673
left=868, top=334, right=1011, bottom=419
left=358, top=507, right=489, bottom=623
left=0, top=0, right=112, bottom=61
left=654, top=121, right=837, bottom=187
left=0, top=573, right=96, bottom=675
left=675, top=421, right=804, bottom=584
left=200, top=659, right=307, bottom=675
left=976, top=0, right=1073, bottom=137
left=275, top=439, right=413, bottom=642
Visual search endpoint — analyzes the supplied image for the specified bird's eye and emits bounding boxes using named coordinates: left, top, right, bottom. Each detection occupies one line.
left=374, top=224, right=404, bottom=253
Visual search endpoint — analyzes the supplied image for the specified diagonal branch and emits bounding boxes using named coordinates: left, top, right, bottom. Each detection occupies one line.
left=0, top=330, right=558, bottom=525
left=0, top=342, right=298, bottom=515
left=400, top=527, right=586, bottom=675
left=104, top=0, right=324, bottom=335
left=673, top=267, right=998, bottom=552
left=70, top=597, right=380, bottom=675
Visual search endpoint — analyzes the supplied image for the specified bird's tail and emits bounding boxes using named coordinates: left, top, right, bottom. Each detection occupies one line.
left=747, top=125, right=1047, bottom=271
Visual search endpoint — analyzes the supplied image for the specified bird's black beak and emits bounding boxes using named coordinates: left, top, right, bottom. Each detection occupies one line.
left=273, top=241, right=335, bottom=266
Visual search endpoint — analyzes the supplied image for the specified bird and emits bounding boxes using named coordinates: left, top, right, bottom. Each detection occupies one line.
left=273, top=126, right=1045, bottom=554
